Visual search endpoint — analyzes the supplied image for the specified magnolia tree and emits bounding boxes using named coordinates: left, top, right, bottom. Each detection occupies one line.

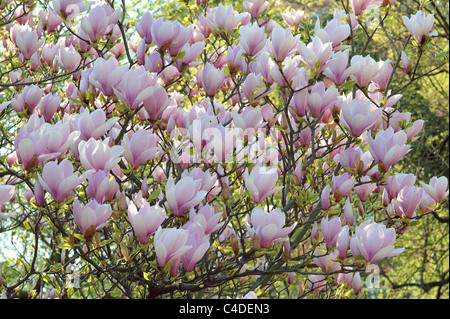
left=0, top=0, right=448, bottom=299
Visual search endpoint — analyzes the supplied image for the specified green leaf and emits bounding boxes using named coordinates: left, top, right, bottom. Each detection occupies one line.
left=58, top=242, right=72, bottom=250
left=149, top=189, right=160, bottom=200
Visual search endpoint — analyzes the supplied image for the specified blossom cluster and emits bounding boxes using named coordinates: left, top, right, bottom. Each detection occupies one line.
left=0, top=0, right=447, bottom=299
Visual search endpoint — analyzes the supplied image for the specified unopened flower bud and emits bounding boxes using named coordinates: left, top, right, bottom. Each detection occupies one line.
left=252, top=233, right=261, bottom=251
left=222, top=183, right=230, bottom=201
left=230, top=233, right=240, bottom=256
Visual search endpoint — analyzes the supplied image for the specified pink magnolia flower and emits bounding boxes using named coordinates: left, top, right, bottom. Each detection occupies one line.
left=86, top=170, right=119, bottom=203
left=80, top=4, right=121, bottom=43
left=207, top=4, right=248, bottom=35
left=196, top=62, right=226, bottom=97
left=122, top=129, right=161, bottom=169
left=151, top=17, right=191, bottom=55
left=0, top=185, right=15, bottom=207
left=371, top=59, right=393, bottom=91
left=181, top=222, right=210, bottom=272
left=154, top=227, right=192, bottom=274
left=181, top=168, right=220, bottom=196
left=112, top=66, right=158, bottom=110
left=41, top=121, right=79, bottom=159
left=402, top=10, right=438, bottom=44
left=350, top=55, right=382, bottom=88
left=298, top=36, right=333, bottom=73
left=392, top=186, right=423, bottom=218
left=368, top=127, right=411, bottom=171
left=323, top=49, right=359, bottom=86
left=14, top=115, right=60, bottom=171
left=73, top=108, right=119, bottom=142
left=321, top=184, right=331, bottom=210
left=383, top=110, right=424, bottom=142
left=281, top=8, right=306, bottom=31
left=165, top=176, right=207, bottom=216
left=243, top=165, right=283, bottom=203
left=78, top=137, right=124, bottom=172
left=56, top=45, right=81, bottom=73
left=15, top=29, right=44, bottom=60
left=142, top=85, right=170, bottom=121
left=313, top=247, right=340, bottom=272
left=11, top=84, right=43, bottom=114
left=52, top=0, right=91, bottom=20
left=89, top=56, right=127, bottom=97
left=189, top=204, right=224, bottom=235
left=127, top=201, right=166, bottom=244
left=289, top=89, right=308, bottom=119
left=354, top=176, right=377, bottom=202
left=38, top=159, right=92, bottom=203
left=72, top=198, right=112, bottom=238
left=135, top=11, right=154, bottom=44
left=226, top=45, right=246, bottom=74
left=247, top=207, right=297, bottom=248
left=242, top=73, right=276, bottom=106
left=339, top=99, right=382, bottom=137
left=332, top=172, right=356, bottom=201
left=337, top=146, right=373, bottom=173
left=350, top=219, right=404, bottom=264
left=268, top=24, right=299, bottom=62
left=384, top=173, right=416, bottom=199
left=243, top=0, right=269, bottom=18
left=351, top=0, right=381, bottom=16
left=239, top=23, right=267, bottom=56
left=38, top=92, right=61, bottom=122
left=321, top=216, right=341, bottom=248
left=314, top=17, right=350, bottom=50
left=231, top=107, right=265, bottom=135
left=420, top=176, right=449, bottom=203
left=352, top=272, right=362, bottom=294
left=307, top=81, right=339, bottom=119
left=343, top=198, right=354, bottom=225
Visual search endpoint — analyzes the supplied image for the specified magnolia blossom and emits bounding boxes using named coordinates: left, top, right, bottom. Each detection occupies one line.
left=165, top=176, right=207, bottom=216
left=239, top=23, right=267, bottom=57
left=323, top=49, right=359, bottom=86
left=207, top=4, right=249, bottom=35
left=268, top=24, right=299, bottom=62
left=86, top=170, right=119, bottom=203
left=196, top=62, right=226, bottom=97
left=244, top=165, right=283, bottom=203
left=392, top=186, right=423, bottom=218
left=80, top=4, right=121, bottom=43
left=122, top=129, right=161, bottom=169
left=38, top=159, right=92, bottom=203
left=78, top=138, right=124, bottom=172
left=350, top=55, right=382, bottom=88
left=89, top=57, right=127, bottom=97
left=128, top=201, right=166, bottom=244
left=73, top=198, right=112, bottom=238
left=339, top=99, right=382, bottom=137
left=247, top=207, right=297, bottom=248
left=402, top=10, right=438, bottom=44
left=181, top=222, right=210, bottom=272
left=113, top=66, right=158, bottom=110
left=298, top=36, right=333, bottom=73
left=15, top=29, right=44, bottom=60
left=350, top=220, right=404, bottom=264
left=154, top=227, right=192, bottom=276
left=321, top=216, right=341, bottom=248
left=0, top=185, right=15, bottom=207
left=281, top=8, right=306, bottom=30
left=420, top=176, right=449, bottom=203
left=368, top=127, right=411, bottom=171
left=189, top=204, right=223, bottom=235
